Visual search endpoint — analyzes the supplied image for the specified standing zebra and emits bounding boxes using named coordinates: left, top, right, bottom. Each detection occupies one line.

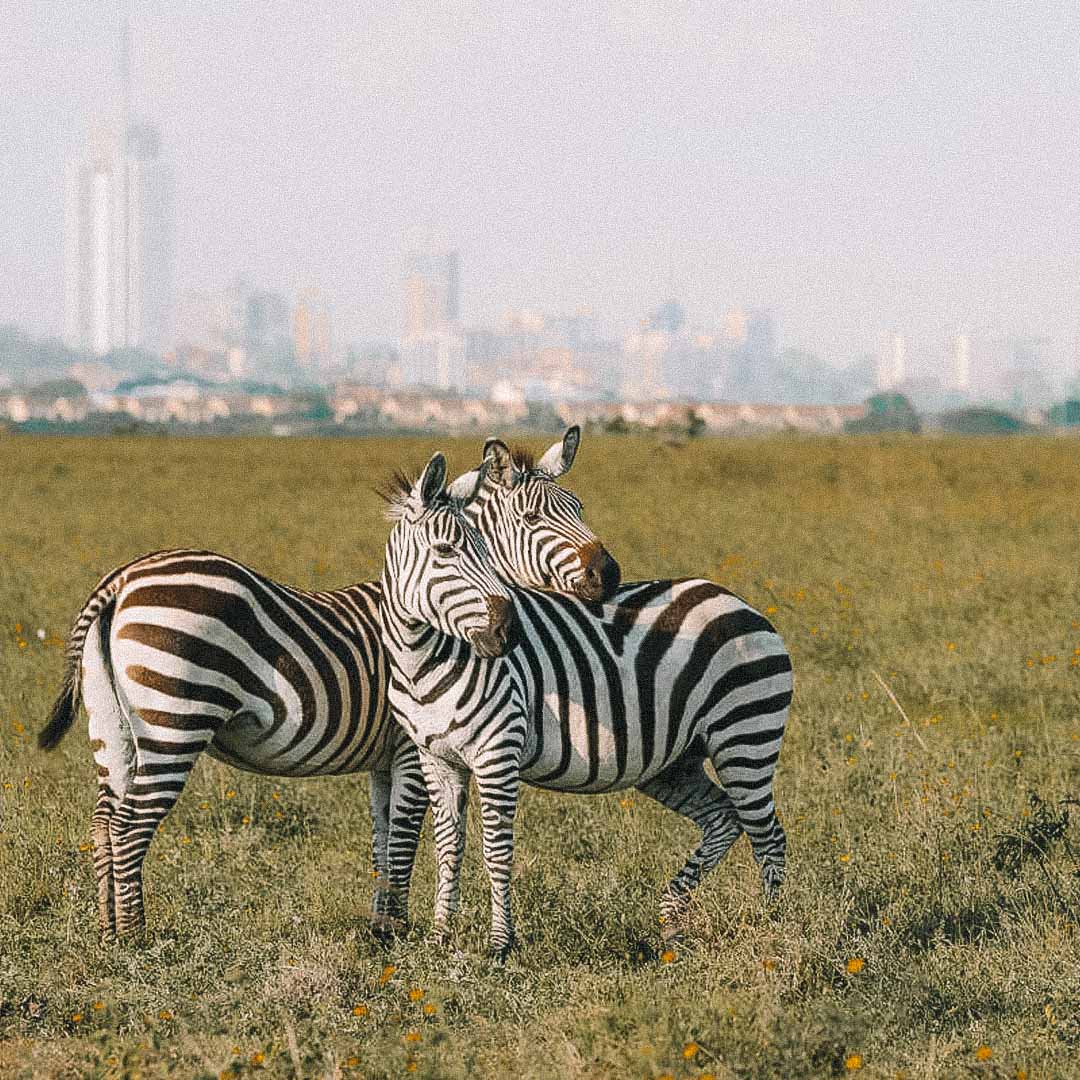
left=38, top=548, right=428, bottom=942
left=383, top=439, right=794, bottom=957
left=38, top=432, right=614, bottom=943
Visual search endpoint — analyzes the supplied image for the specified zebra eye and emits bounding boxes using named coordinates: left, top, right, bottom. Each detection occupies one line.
left=523, top=511, right=541, bottom=526
left=433, top=542, right=456, bottom=558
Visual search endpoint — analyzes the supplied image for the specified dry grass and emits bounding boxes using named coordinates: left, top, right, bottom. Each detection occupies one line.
left=1, top=433, right=1079, bottom=1078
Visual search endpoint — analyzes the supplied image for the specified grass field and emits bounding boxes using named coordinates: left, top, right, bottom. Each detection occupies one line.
left=1, top=433, right=1079, bottom=1079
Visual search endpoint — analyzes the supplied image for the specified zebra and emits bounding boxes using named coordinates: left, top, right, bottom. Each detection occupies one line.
left=464, top=425, right=620, bottom=603
left=38, top=548, right=429, bottom=942
left=382, top=441, right=794, bottom=958
left=36, top=432, right=614, bottom=944
left=379, top=452, right=520, bottom=947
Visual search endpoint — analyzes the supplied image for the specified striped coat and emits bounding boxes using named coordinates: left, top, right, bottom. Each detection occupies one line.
left=40, top=548, right=426, bottom=941
left=385, top=532, right=792, bottom=957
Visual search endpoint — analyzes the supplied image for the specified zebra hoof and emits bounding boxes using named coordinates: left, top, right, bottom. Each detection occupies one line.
left=489, top=936, right=517, bottom=963
left=762, top=867, right=784, bottom=903
left=371, top=915, right=408, bottom=943
left=658, top=904, right=689, bottom=944
left=98, top=928, right=117, bottom=946
left=659, top=920, right=684, bottom=945
left=627, top=939, right=657, bottom=965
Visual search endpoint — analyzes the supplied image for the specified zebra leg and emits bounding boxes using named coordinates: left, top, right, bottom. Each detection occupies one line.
left=417, top=750, right=470, bottom=945
left=83, top=616, right=136, bottom=944
left=384, top=739, right=429, bottom=930
left=710, top=729, right=787, bottom=900
left=91, top=790, right=117, bottom=942
left=474, top=768, right=520, bottom=960
left=368, top=767, right=393, bottom=935
left=109, top=719, right=214, bottom=940
left=636, top=754, right=742, bottom=940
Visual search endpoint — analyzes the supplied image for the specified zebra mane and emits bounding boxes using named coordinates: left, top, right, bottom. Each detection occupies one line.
left=510, top=447, right=536, bottom=473
left=376, top=469, right=418, bottom=522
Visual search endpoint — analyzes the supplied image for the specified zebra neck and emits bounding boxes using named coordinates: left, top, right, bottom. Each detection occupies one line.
left=462, top=485, right=515, bottom=577
left=377, top=569, right=441, bottom=687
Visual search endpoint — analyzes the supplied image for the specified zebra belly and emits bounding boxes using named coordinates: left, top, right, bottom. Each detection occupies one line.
left=108, top=599, right=393, bottom=779
left=511, top=581, right=792, bottom=793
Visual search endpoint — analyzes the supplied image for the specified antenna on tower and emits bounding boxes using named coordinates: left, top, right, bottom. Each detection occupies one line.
left=120, top=14, right=132, bottom=347
left=121, top=15, right=132, bottom=130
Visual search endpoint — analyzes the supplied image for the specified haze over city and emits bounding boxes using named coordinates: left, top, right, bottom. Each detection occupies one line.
left=2, top=1, right=1079, bottom=404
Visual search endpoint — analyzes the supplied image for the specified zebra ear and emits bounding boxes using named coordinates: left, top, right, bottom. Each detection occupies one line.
left=536, top=425, right=580, bottom=479
left=416, top=453, right=448, bottom=508
left=482, top=437, right=515, bottom=489
left=446, top=464, right=486, bottom=505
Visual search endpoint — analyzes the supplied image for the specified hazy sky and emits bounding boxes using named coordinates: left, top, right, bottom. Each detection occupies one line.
left=3, top=1, right=1078, bottom=369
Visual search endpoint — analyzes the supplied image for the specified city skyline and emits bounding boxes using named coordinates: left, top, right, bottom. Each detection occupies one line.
left=3, top=3, right=1079, bottom=380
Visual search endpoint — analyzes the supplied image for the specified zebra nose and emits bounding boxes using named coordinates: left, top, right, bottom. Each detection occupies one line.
left=486, top=595, right=515, bottom=647
left=580, top=547, right=621, bottom=602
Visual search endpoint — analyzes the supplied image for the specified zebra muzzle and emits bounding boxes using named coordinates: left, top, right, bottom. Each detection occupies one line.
left=469, top=596, right=516, bottom=657
left=575, top=544, right=621, bottom=603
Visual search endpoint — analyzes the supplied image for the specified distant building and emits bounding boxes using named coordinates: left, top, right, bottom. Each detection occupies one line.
left=950, top=331, right=972, bottom=393
left=720, top=309, right=778, bottom=398
left=64, top=122, right=174, bottom=356
left=464, top=309, right=609, bottom=400
left=293, top=288, right=334, bottom=372
left=403, top=249, right=460, bottom=338
left=876, top=331, right=907, bottom=390
left=620, top=321, right=670, bottom=401
left=401, top=248, right=464, bottom=388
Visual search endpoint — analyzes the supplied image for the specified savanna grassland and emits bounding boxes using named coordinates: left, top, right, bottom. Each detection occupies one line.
left=1, top=433, right=1079, bottom=1080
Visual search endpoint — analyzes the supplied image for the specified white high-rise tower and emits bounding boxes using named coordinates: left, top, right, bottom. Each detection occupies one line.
left=876, top=331, right=907, bottom=390
left=63, top=21, right=174, bottom=356
left=950, top=331, right=972, bottom=393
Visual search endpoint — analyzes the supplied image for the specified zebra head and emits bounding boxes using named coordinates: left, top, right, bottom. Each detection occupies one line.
left=449, top=426, right=621, bottom=603
left=383, top=452, right=516, bottom=658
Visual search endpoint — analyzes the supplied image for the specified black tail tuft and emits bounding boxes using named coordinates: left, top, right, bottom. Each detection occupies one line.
left=39, top=668, right=78, bottom=751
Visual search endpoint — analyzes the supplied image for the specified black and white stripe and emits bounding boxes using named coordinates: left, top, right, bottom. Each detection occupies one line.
left=384, top=443, right=793, bottom=957
left=40, top=548, right=428, bottom=941
left=451, top=427, right=621, bottom=603
left=379, top=454, right=520, bottom=947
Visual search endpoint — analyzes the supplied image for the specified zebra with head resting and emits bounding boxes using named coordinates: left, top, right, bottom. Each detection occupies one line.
left=38, top=548, right=430, bottom=942
left=465, top=425, right=620, bottom=602
left=37, top=434, right=614, bottom=944
left=383, top=433, right=793, bottom=958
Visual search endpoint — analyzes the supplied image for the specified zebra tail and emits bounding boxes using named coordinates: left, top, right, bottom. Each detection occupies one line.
left=38, top=566, right=126, bottom=751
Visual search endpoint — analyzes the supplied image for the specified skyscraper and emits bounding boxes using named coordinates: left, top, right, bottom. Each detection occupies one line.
left=950, top=331, right=972, bottom=393
left=293, top=288, right=335, bottom=372
left=401, top=247, right=464, bottom=388
left=876, top=331, right=907, bottom=390
left=63, top=25, right=174, bottom=356
left=403, top=249, right=460, bottom=339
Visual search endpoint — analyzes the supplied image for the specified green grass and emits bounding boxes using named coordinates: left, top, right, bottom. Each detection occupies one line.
left=1, top=433, right=1079, bottom=1079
